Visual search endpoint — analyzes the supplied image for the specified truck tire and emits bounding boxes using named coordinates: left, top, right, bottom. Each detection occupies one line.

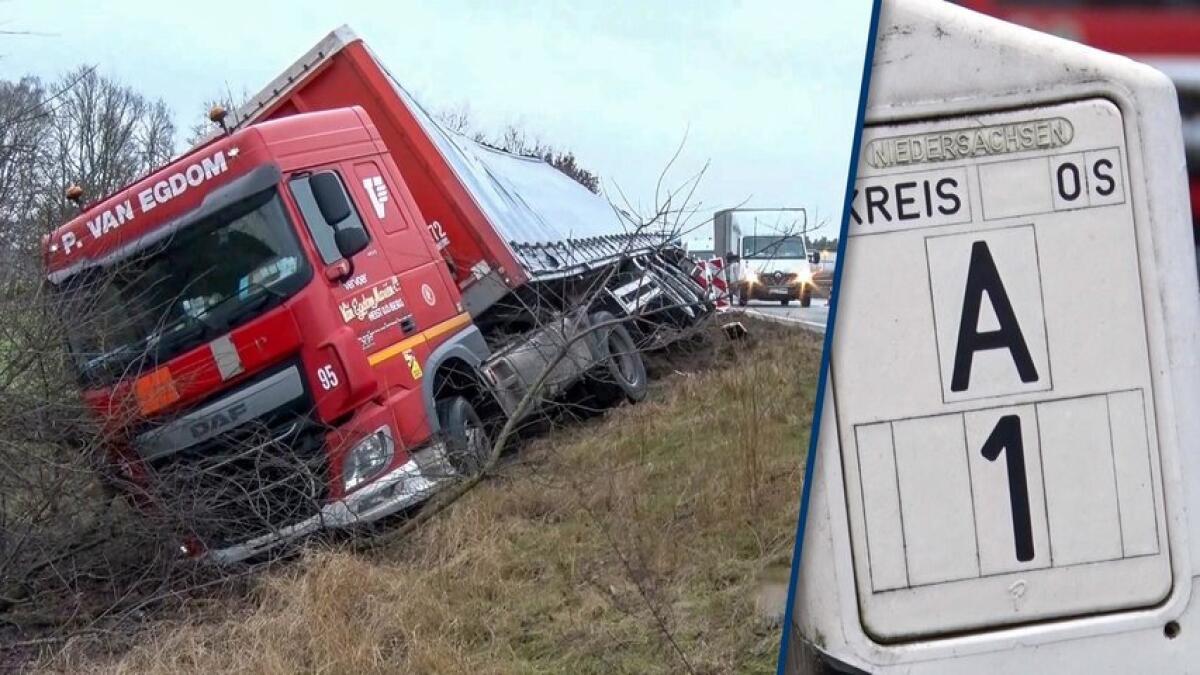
left=781, top=299, right=791, bottom=306
left=590, top=311, right=648, bottom=404
left=436, top=396, right=491, bottom=477
left=800, top=289, right=812, bottom=308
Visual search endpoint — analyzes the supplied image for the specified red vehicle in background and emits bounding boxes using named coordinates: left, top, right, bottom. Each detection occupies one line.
left=958, top=1, right=1200, bottom=233
left=45, top=27, right=709, bottom=562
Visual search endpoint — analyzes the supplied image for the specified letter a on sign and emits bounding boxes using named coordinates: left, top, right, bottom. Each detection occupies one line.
left=925, top=225, right=1050, bottom=402
left=951, top=241, right=1039, bottom=392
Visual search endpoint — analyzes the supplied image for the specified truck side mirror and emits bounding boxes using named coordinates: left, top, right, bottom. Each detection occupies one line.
left=309, top=171, right=352, bottom=226
left=335, top=226, right=370, bottom=259
left=809, top=251, right=820, bottom=264
left=724, top=252, right=740, bottom=263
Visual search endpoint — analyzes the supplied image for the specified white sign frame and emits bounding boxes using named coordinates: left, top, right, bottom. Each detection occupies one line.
left=792, top=0, right=1200, bottom=671
left=837, top=98, right=1171, bottom=639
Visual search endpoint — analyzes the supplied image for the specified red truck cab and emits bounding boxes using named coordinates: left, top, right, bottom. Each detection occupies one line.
left=46, top=109, right=483, bottom=561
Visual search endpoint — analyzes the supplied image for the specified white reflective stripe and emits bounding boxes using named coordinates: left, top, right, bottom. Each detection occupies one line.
left=210, top=334, right=244, bottom=381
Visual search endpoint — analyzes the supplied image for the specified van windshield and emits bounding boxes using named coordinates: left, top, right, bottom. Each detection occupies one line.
left=55, top=188, right=311, bottom=386
left=742, top=236, right=807, bottom=259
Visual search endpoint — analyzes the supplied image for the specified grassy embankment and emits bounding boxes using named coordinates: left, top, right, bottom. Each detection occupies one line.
left=54, top=320, right=822, bottom=674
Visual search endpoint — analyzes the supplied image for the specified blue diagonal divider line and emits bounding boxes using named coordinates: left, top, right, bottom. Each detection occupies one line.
left=776, top=1, right=884, bottom=670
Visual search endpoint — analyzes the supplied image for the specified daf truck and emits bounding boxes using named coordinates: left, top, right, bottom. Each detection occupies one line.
left=44, top=27, right=710, bottom=562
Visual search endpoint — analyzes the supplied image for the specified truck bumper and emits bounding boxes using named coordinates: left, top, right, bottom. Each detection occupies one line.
left=208, top=441, right=454, bottom=564
left=754, top=286, right=800, bottom=300
left=743, top=282, right=810, bottom=301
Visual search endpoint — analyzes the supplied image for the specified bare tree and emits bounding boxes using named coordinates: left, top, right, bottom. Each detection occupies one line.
left=435, top=105, right=602, bottom=193
left=0, top=66, right=185, bottom=657
left=432, top=103, right=475, bottom=137
left=0, top=78, right=52, bottom=258
left=0, top=67, right=177, bottom=264
left=41, top=67, right=175, bottom=212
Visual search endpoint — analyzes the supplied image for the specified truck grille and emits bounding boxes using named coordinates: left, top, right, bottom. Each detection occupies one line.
left=763, top=271, right=798, bottom=285
left=141, top=364, right=330, bottom=550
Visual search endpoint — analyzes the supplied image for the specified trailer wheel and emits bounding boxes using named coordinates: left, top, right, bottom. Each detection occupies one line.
left=436, top=396, right=492, bottom=477
left=590, top=311, right=648, bottom=404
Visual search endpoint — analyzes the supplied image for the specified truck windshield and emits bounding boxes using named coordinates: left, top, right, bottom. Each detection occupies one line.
left=742, top=236, right=807, bottom=259
left=55, top=188, right=311, bottom=385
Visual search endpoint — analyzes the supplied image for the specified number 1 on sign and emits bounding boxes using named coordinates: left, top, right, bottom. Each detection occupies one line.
left=981, top=414, right=1035, bottom=562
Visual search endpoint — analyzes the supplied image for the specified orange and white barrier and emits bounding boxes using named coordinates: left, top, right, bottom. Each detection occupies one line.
left=691, top=256, right=730, bottom=310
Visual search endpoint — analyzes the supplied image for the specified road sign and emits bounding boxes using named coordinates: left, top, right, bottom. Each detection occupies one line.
left=788, top=1, right=1200, bottom=672
left=839, top=98, right=1169, bottom=638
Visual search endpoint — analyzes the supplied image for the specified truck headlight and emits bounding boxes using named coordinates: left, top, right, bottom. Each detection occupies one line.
left=797, top=268, right=814, bottom=285
left=742, top=270, right=759, bottom=285
left=342, top=427, right=395, bottom=491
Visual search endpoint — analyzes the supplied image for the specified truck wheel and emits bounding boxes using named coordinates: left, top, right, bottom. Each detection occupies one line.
left=780, top=299, right=791, bottom=306
left=736, top=285, right=749, bottom=307
left=800, top=289, right=812, bottom=308
left=590, top=311, right=648, bottom=404
left=436, top=396, right=491, bottom=477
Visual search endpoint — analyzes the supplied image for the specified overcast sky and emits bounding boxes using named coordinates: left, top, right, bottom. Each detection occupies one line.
left=1, top=1, right=873, bottom=241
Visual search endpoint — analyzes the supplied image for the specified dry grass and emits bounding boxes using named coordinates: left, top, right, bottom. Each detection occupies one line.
left=43, top=321, right=821, bottom=674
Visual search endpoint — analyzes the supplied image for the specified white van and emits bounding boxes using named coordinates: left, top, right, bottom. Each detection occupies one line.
left=713, top=208, right=818, bottom=307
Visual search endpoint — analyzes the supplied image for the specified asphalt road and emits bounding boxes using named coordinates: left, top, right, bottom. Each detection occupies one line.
left=740, top=297, right=831, bottom=334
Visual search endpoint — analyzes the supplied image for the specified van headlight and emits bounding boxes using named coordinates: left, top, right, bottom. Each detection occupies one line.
left=797, top=268, right=814, bottom=285
left=342, top=426, right=395, bottom=491
left=742, top=270, right=759, bottom=285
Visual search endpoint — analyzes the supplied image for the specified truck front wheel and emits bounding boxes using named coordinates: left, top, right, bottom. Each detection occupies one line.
left=436, top=396, right=492, bottom=477
left=800, top=287, right=812, bottom=308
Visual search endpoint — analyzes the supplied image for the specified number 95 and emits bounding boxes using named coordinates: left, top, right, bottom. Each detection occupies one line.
left=316, top=364, right=340, bottom=391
